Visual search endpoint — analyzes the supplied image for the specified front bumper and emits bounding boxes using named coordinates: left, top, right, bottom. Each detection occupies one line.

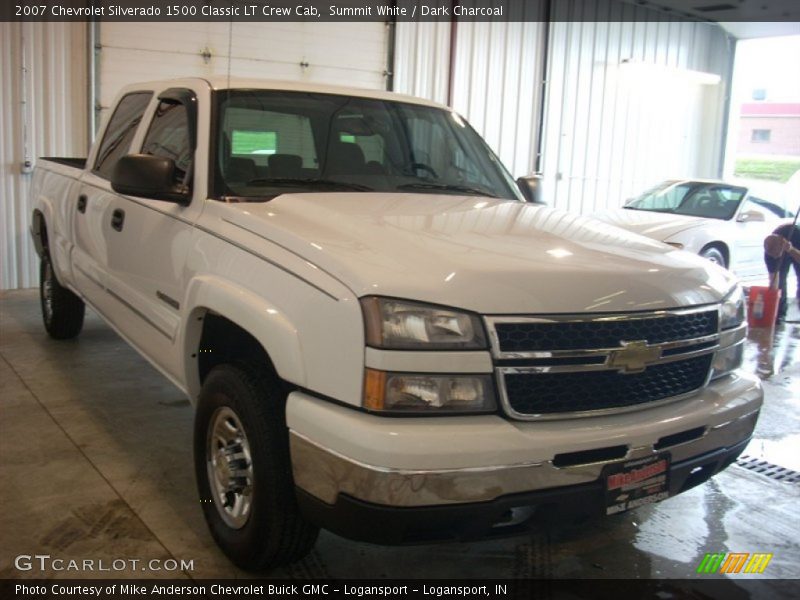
left=295, top=438, right=750, bottom=544
left=287, top=371, right=761, bottom=541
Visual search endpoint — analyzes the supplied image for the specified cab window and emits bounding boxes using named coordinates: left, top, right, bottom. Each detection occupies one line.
left=93, top=92, right=152, bottom=179
left=141, top=100, right=193, bottom=185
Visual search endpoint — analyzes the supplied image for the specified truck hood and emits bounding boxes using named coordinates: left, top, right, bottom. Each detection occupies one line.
left=224, top=194, right=735, bottom=314
left=593, top=208, right=706, bottom=241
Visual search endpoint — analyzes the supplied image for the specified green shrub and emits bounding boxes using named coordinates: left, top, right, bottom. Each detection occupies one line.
left=734, top=158, right=800, bottom=183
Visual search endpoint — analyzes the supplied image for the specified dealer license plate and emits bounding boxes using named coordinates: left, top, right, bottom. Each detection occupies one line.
left=605, top=452, right=671, bottom=515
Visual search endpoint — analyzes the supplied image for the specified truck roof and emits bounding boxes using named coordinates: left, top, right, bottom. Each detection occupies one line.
left=119, top=76, right=446, bottom=110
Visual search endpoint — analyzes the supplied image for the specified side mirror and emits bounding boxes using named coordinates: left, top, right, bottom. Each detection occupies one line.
left=111, top=154, right=190, bottom=204
left=736, top=209, right=765, bottom=223
left=516, top=174, right=546, bottom=205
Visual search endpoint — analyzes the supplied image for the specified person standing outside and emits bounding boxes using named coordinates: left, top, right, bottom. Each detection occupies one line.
left=764, top=224, right=800, bottom=322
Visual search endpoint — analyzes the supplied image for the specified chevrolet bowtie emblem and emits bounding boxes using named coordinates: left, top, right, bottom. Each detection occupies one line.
left=608, top=340, right=662, bottom=374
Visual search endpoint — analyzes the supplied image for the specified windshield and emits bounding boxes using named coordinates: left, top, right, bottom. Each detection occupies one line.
left=212, top=90, right=521, bottom=201
left=624, top=181, right=748, bottom=220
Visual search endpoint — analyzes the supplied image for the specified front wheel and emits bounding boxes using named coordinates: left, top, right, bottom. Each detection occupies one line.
left=700, top=246, right=727, bottom=268
left=194, top=364, right=318, bottom=571
left=40, top=253, right=85, bottom=339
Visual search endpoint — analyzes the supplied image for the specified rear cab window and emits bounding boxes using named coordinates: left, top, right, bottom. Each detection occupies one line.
left=220, top=106, right=319, bottom=187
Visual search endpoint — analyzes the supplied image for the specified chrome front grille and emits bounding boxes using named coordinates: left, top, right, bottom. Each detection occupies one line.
left=502, top=354, right=713, bottom=416
left=494, top=310, right=718, bottom=353
left=486, top=306, right=721, bottom=420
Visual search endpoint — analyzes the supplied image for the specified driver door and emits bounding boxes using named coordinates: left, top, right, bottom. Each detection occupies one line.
left=102, top=86, right=200, bottom=381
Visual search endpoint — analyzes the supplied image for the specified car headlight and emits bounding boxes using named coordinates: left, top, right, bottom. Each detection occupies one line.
left=712, top=286, right=746, bottom=380
left=719, top=285, right=745, bottom=330
left=363, top=369, right=496, bottom=413
left=361, top=297, right=487, bottom=350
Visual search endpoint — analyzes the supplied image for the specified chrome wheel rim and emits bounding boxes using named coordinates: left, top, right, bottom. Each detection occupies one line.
left=206, top=406, right=254, bottom=529
left=42, top=261, right=54, bottom=324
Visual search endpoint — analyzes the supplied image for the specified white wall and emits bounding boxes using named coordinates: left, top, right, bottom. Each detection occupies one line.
left=1, top=20, right=388, bottom=290
left=450, top=19, right=547, bottom=180
left=395, top=0, right=734, bottom=213
left=97, top=21, right=388, bottom=122
left=1, top=8, right=735, bottom=290
left=395, top=1, right=547, bottom=179
left=394, top=20, right=451, bottom=105
left=541, top=9, right=733, bottom=213
left=1, top=22, right=88, bottom=290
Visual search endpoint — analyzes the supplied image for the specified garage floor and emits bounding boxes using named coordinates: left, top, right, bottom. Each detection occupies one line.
left=1, top=289, right=798, bottom=582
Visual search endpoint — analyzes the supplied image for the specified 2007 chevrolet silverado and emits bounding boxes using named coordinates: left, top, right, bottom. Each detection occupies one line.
left=30, top=77, right=762, bottom=570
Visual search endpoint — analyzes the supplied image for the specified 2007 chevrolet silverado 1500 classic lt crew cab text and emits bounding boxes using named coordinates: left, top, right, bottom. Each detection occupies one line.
left=30, top=78, right=762, bottom=570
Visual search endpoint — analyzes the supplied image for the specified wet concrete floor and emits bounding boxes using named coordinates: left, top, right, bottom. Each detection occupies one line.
left=1, top=289, right=798, bottom=586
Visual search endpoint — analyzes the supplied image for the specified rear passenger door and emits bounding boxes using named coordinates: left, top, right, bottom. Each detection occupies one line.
left=102, top=87, right=201, bottom=380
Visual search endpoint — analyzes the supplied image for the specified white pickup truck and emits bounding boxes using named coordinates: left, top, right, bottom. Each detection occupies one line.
left=31, top=77, right=762, bottom=571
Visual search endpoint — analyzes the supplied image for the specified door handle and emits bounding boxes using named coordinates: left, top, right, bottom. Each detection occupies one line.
left=77, top=194, right=87, bottom=214
left=111, top=209, right=125, bottom=232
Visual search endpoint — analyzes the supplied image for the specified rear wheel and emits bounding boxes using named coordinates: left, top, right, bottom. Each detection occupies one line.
left=194, top=364, right=318, bottom=571
left=700, top=246, right=727, bottom=268
left=40, top=253, right=85, bottom=339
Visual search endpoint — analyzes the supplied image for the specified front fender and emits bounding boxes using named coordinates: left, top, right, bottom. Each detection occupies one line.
left=181, top=275, right=306, bottom=402
left=664, top=223, right=727, bottom=256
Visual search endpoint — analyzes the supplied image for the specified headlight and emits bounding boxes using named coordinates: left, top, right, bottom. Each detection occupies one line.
left=719, top=285, right=745, bottom=330
left=713, top=286, right=746, bottom=379
left=364, top=369, right=496, bottom=413
left=361, top=297, right=487, bottom=350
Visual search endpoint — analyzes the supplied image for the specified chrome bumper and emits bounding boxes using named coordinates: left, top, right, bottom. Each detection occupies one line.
left=289, top=408, right=759, bottom=508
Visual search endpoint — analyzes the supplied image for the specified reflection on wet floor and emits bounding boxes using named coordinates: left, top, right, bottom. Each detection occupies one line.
left=632, top=309, right=800, bottom=583
left=742, top=301, right=800, bottom=475
left=744, top=312, right=800, bottom=381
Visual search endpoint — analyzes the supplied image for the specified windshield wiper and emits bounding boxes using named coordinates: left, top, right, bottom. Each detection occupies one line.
left=245, top=178, right=373, bottom=191
left=396, top=182, right=497, bottom=198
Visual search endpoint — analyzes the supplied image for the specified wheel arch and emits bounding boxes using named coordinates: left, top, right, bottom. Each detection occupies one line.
left=700, top=242, right=730, bottom=267
left=31, top=206, right=71, bottom=286
left=31, top=209, right=48, bottom=257
left=181, top=276, right=306, bottom=405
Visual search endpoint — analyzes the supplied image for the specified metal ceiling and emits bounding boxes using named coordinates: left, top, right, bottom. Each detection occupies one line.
left=639, top=1, right=800, bottom=39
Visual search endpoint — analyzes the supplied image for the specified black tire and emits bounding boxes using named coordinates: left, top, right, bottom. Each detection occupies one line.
left=40, top=253, right=85, bottom=340
left=194, top=364, right=318, bottom=571
left=700, top=246, right=727, bottom=268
